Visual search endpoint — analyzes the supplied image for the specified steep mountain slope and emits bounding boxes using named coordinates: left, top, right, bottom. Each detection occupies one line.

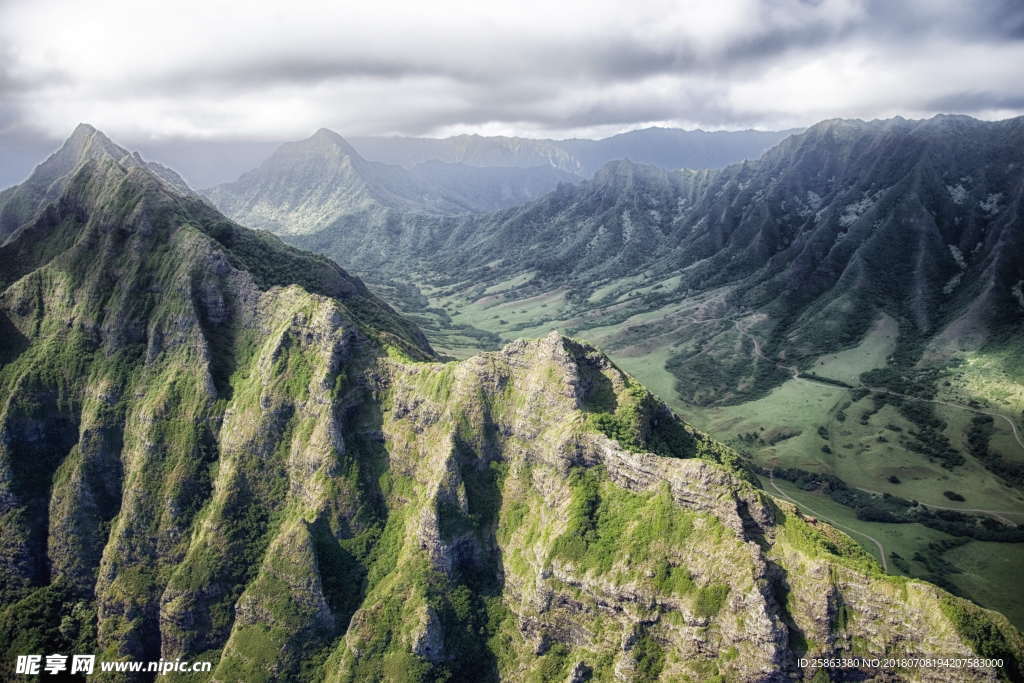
left=350, top=133, right=581, bottom=173
left=203, top=128, right=471, bottom=236
left=349, top=127, right=795, bottom=175
left=204, top=129, right=578, bottom=237
left=408, top=160, right=578, bottom=212
left=2, top=127, right=1021, bottom=681
left=561, top=127, right=802, bottom=175
left=462, top=115, right=1024, bottom=404
left=0, top=124, right=194, bottom=244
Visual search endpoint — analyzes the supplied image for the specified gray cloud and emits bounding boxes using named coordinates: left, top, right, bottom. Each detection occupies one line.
left=0, top=0, right=1022, bottom=182
left=861, top=0, right=1024, bottom=41
left=925, top=91, right=1024, bottom=113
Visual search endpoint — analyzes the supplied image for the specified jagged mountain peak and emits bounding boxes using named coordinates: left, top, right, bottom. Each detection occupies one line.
left=30, top=123, right=194, bottom=194
left=785, top=113, right=1021, bottom=147
left=0, top=124, right=197, bottom=244
left=33, top=123, right=129, bottom=181
left=591, top=158, right=673, bottom=187
left=307, top=126, right=358, bottom=152
left=207, top=129, right=585, bottom=236
left=66, top=122, right=108, bottom=146
left=759, top=113, right=1024, bottom=185
left=275, top=127, right=363, bottom=162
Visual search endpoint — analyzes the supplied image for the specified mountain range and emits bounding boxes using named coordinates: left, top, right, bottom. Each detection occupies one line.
left=349, top=127, right=797, bottom=176
left=215, top=116, right=1023, bottom=405
left=0, top=125, right=790, bottom=196
left=1, top=125, right=1021, bottom=680
left=439, top=115, right=1024, bottom=401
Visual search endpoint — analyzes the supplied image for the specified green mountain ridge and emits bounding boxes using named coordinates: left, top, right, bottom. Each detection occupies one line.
left=0, top=124, right=195, bottom=245
left=1, top=127, right=1021, bottom=681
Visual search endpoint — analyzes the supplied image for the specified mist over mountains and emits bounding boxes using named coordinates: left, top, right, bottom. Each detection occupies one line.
left=203, top=128, right=581, bottom=239
left=349, top=127, right=796, bottom=176
left=0, top=126, right=794, bottom=194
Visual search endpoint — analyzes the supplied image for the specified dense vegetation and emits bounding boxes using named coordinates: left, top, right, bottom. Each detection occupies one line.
left=966, top=414, right=1024, bottom=488
left=765, top=466, right=1024, bottom=543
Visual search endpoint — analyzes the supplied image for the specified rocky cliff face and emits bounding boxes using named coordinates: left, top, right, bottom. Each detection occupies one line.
left=0, top=128, right=1021, bottom=682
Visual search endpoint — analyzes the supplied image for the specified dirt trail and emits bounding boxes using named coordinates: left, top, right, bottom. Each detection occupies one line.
left=853, top=486, right=1021, bottom=526
left=862, top=386, right=1024, bottom=452
left=768, top=469, right=889, bottom=572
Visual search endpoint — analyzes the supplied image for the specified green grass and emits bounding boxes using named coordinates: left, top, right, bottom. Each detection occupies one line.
left=610, top=345, right=681, bottom=408
left=824, top=399, right=1024, bottom=510
left=943, top=541, right=1024, bottom=631
left=776, top=493, right=885, bottom=577
left=694, top=584, right=730, bottom=618
left=586, top=274, right=646, bottom=304
left=807, top=314, right=899, bottom=385
left=948, top=345, right=1024, bottom=419
left=768, top=478, right=1024, bottom=630
left=550, top=468, right=698, bottom=584
left=656, top=320, right=1024, bottom=631
left=770, top=478, right=947, bottom=567
left=384, top=270, right=692, bottom=366
left=939, top=596, right=1023, bottom=680
left=447, top=287, right=570, bottom=336
left=481, top=270, right=537, bottom=296
left=632, top=634, right=665, bottom=680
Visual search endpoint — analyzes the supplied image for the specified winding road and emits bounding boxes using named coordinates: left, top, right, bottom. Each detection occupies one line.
left=859, top=386, right=1024, bottom=453
left=852, top=486, right=1023, bottom=526
left=767, top=468, right=889, bottom=572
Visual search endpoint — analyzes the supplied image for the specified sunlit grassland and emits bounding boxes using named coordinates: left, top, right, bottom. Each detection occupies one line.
left=607, top=346, right=681, bottom=411
left=948, top=345, right=1024, bottom=419
left=943, top=540, right=1024, bottom=629
left=446, top=288, right=569, bottom=333
left=808, top=314, right=899, bottom=384
left=769, top=478, right=947, bottom=567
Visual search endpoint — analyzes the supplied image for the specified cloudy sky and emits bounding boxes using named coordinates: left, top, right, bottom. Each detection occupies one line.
left=2, top=0, right=1023, bottom=185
